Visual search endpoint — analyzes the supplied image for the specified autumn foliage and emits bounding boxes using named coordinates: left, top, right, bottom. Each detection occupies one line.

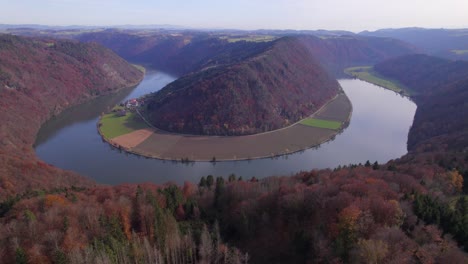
left=0, top=34, right=143, bottom=199
left=145, top=37, right=340, bottom=135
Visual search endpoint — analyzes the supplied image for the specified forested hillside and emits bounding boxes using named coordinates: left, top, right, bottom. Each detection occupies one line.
left=375, top=54, right=468, bottom=95
left=374, top=54, right=468, bottom=151
left=0, top=34, right=144, bottom=198
left=144, top=37, right=340, bottom=135
left=296, top=35, right=419, bottom=75
left=141, top=33, right=417, bottom=136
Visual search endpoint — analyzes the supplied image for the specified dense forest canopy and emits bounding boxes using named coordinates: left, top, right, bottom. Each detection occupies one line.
left=144, top=37, right=340, bottom=135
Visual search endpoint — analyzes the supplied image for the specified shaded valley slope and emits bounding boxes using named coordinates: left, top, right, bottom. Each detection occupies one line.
left=374, top=54, right=468, bottom=151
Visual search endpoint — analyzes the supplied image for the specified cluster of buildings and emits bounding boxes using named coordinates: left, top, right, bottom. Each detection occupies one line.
left=126, top=98, right=140, bottom=109
left=114, top=98, right=145, bottom=117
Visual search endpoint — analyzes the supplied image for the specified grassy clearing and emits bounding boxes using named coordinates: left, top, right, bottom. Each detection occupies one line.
left=300, top=118, right=341, bottom=130
left=132, top=64, right=146, bottom=73
left=345, top=66, right=412, bottom=95
left=99, top=111, right=148, bottom=139
left=451, top=49, right=468, bottom=55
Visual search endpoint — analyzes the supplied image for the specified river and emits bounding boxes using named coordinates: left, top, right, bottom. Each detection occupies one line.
left=35, top=70, right=417, bottom=184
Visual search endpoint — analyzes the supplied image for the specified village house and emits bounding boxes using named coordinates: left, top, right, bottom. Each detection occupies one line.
left=126, top=98, right=139, bottom=109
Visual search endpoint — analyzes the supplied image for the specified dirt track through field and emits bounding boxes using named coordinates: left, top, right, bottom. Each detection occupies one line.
left=104, top=93, right=352, bottom=161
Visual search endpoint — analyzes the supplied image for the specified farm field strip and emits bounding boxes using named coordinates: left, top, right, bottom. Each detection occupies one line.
left=344, top=66, right=411, bottom=95
left=299, top=118, right=341, bottom=130
left=99, top=112, right=149, bottom=139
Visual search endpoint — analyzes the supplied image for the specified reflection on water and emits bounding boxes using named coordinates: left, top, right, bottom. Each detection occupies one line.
left=35, top=72, right=417, bottom=185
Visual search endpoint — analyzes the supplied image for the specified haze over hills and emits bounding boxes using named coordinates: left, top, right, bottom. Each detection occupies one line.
left=13, top=25, right=468, bottom=65
left=361, top=28, right=468, bottom=60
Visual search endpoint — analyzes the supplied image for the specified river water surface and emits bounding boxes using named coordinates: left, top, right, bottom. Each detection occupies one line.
left=35, top=70, right=417, bottom=184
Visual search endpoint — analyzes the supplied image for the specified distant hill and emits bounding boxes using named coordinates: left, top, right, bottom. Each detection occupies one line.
left=375, top=54, right=468, bottom=95
left=145, top=37, right=340, bottom=135
left=294, top=35, right=419, bottom=75
left=78, top=30, right=419, bottom=76
left=77, top=30, right=275, bottom=76
left=0, top=34, right=143, bottom=198
left=374, top=54, right=468, bottom=151
left=360, top=28, right=468, bottom=60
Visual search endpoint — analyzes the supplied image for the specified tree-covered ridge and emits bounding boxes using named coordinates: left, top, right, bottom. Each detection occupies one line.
left=294, top=35, right=419, bottom=76
left=373, top=54, right=468, bottom=152
left=374, top=54, right=468, bottom=95
left=144, top=37, right=340, bottom=136
left=0, top=34, right=144, bottom=199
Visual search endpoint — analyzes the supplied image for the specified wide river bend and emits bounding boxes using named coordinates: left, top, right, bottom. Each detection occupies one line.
left=35, top=70, right=416, bottom=185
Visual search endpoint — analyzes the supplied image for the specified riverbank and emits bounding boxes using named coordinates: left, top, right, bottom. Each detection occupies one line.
left=344, top=66, right=412, bottom=96
left=98, top=93, right=352, bottom=162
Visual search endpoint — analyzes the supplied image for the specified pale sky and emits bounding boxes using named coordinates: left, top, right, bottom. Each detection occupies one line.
left=1, top=0, right=468, bottom=32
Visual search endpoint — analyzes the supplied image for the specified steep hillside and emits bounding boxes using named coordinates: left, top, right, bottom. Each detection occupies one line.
left=375, top=54, right=468, bottom=95
left=0, top=34, right=144, bottom=198
left=373, top=54, right=468, bottom=152
left=144, top=37, right=340, bottom=136
left=409, top=78, right=468, bottom=152
left=296, top=35, right=420, bottom=75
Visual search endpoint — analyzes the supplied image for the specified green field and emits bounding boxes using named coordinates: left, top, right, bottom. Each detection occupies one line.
left=451, top=49, right=468, bottom=55
left=344, top=66, right=412, bottom=95
left=99, top=111, right=148, bottom=139
left=299, top=118, right=342, bottom=130
left=132, top=64, right=146, bottom=73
